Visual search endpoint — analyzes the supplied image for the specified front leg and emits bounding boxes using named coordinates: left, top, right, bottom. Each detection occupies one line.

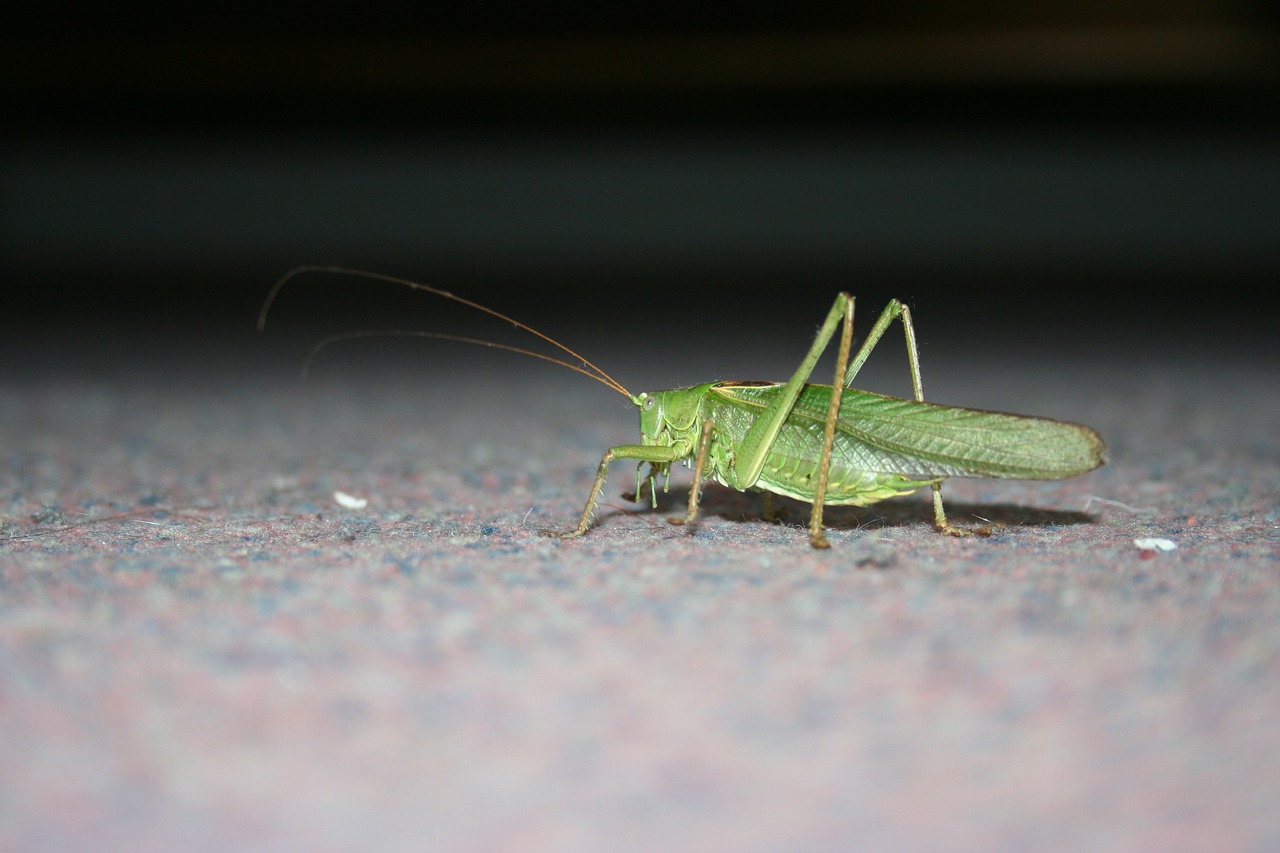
left=621, top=462, right=663, bottom=506
left=541, top=444, right=682, bottom=539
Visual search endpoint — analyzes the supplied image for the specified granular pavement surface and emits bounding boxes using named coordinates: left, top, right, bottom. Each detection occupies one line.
left=2, top=318, right=1277, bottom=852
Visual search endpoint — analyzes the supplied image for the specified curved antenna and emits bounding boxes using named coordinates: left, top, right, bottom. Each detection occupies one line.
left=301, top=330, right=630, bottom=396
left=260, top=265, right=631, bottom=398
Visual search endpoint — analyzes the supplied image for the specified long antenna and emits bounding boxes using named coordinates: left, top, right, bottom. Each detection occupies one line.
left=260, top=266, right=631, bottom=398
left=301, top=330, right=630, bottom=395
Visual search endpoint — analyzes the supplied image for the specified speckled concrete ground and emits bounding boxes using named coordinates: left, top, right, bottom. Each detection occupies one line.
left=2, top=318, right=1277, bottom=852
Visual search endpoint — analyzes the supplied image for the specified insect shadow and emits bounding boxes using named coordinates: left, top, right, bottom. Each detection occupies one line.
left=627, top=485, right=1096, bottom=533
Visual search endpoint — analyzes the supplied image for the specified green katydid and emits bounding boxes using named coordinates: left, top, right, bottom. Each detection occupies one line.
left=262, top=267, right=1106, bottom=549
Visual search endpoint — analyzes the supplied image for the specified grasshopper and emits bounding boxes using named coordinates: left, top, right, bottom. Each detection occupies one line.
left=263, top=268, right=1106, bottom=549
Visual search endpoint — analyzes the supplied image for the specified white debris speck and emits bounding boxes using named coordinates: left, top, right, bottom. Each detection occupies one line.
left=334, top=490, right=368, bottom=510
left=1133, top=537, right=1177, bottom=552
left=1083, top=495, right=1152, bottom=513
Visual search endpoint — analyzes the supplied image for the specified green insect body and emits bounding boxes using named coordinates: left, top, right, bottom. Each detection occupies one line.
left=635, top=382, right=1100, bottom=510
left=262, top=267, right=1106, bottom=549
left=632, top=383, right=939, bottom=509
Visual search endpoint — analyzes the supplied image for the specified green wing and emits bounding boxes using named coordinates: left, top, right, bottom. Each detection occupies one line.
left=711, top=382, right=1106, bottom=480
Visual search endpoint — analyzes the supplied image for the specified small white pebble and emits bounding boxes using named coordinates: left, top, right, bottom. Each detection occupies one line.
left=1133, top=537, right=1176, bottom=552
left=334, top=490, right=368, bottom=510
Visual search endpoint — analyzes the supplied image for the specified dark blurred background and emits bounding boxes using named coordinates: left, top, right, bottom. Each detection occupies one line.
left=3, top=3, right=1278, bottom=367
